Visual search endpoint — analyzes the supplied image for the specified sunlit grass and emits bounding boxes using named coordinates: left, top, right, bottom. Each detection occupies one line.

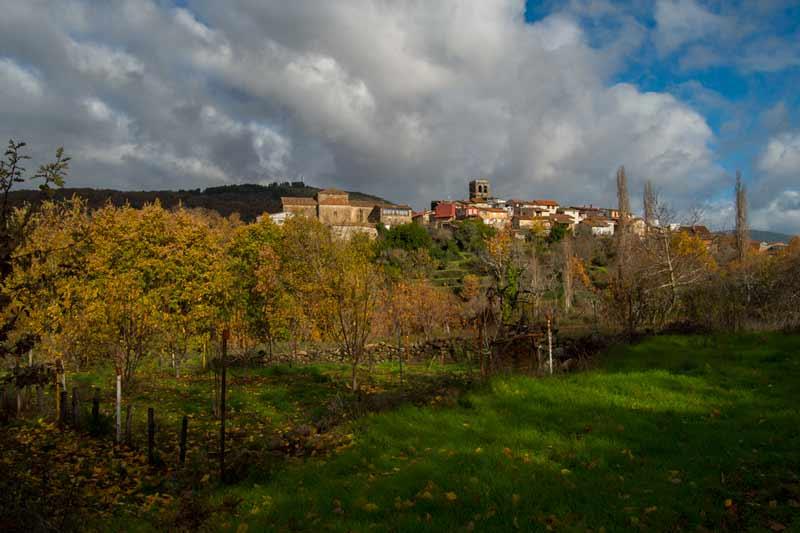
left=201, top=334, right=800, bottom=532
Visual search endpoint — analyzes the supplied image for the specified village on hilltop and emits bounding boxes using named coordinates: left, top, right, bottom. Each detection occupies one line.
left=273, top=178, right=790, bottom=254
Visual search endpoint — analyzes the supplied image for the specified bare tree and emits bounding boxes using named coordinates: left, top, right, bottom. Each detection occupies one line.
left=562, top=235, right=573, bottom=313
left=616, top=166, right=631, bottom=233
left=643, top=180, right=657, bottom=227
left=735, top=170, right=749, bottom=262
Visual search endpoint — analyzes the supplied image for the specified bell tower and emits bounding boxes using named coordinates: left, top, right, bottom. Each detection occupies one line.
left=469, top=179, right=491, bottom=202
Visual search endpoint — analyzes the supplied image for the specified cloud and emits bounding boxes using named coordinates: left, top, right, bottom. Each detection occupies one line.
left=758, top=132, right=800, bottom=178
left=748, top=132, right=800, bottom=234
left=0, top=0, right=726, bottom=222
left=653, top=0, right=729, bottom=55
left=0, top=58, right=43, bottom=101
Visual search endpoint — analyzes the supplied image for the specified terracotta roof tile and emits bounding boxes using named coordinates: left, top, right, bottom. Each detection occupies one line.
left=281, top=196, right=317, bottom=206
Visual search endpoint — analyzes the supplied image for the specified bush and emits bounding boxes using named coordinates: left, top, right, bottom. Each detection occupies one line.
left=378, top=223, right=432, bottom=252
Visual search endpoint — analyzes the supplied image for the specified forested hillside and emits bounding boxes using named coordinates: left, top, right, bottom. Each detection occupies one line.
left=6, top=182, right=390, bottom=222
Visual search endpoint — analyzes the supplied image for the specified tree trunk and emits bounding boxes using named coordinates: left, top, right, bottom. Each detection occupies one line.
left=351, top=359, right=358, bottom=392
left=115, top=374, right=122, bottom=444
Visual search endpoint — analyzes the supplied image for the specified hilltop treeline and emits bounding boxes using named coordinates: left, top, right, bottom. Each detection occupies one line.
left=5, top=182, right=389, bottom=222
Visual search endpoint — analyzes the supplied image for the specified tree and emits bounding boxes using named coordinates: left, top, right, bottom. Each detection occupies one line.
left=735, top=170, right=749, bottom=263
left=643, top=180, right=657, bottom=227
left=0, top=141, right=70, bottom=354
left=453, top=218, right=496, bottom=253
left=281, top=217, right=383, bottom=390
left=379, top=222, right=432, bottom=252
left=562, top=235, right=574, bottom=312
left=546, top=223, right=567, bottom=244
left=1, top=198, right=90, bottom=367
left=226, top=218, right=284, bottom=358
left=609, top=165, right=636, bottom=334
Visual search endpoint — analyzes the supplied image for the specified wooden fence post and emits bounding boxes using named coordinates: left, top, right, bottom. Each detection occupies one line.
left=115, top=375, right=122, bottom=444
left=59, top=390, right=67, bottom=427
left=220, top=328, right=229, bottom=481
left=36, top=385, right=43, bottom=415
left=179, top=416, right=188, bottom=465
left=92, top=388, right=100, bottom=426
left=0, top=387, right=7, bottom=423
left=547, top=317, right=553, bottom=375
left=71, top=388, right=80, bottom=428
left=124, top=405, right=133, bottom=445
left=147, top=407, right=155, bottom=465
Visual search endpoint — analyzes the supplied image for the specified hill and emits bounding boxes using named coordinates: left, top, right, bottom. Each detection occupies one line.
left=746, top=229, right=796, bottom=244
left=6, top=182, right=392, bottom=222
left=718, top=229, right=796, bottom=244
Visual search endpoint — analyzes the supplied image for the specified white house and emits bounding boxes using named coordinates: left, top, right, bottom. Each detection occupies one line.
left=579, top=217, right=615, bottom=236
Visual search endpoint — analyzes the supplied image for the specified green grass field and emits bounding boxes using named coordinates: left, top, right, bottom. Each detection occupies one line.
left=5, top=334, right=800, bottom=531
left=187, top=334, right=799, bottom=531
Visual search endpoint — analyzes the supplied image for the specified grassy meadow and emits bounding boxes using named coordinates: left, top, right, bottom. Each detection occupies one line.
left=3, top=334, right=799, bottom=531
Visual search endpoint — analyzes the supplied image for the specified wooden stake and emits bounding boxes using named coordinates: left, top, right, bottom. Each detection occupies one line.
left=115, top=375, right=122, bottom=444
left=179, top=416, right=188, bottom=465
left=124, top=404, right=133, bottom=444
left=71, top=388, right=79, bottom=428
left=59, top=390, right=67, bottom=427
left=147, top=407, right=155, bottom=465
left=547, top=317, right=553, bottom=375
left=92, top=388, right=100, bottom=426
left=54, top=370, right=61, bottom=422
left=220, top=328, right=229, bottom=481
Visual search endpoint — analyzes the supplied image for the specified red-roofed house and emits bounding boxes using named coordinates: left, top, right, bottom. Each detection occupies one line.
left=434, top=202, right=457, bottom=223
left=532, top=199, right=559, bottom=215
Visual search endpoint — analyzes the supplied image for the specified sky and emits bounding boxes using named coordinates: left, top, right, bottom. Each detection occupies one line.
left=1, top=0, right=798, bottom=233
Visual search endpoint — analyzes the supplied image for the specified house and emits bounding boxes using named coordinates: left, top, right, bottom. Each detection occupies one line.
left=374, top=204, right=414, bottom=228
left=557, top=207, right=581, bottom=224
left=280, top=189, right=412, bottom=234
left=760, top=242, right=788, bottom=255
left=433, top=202, right=457, bottom=223
left=578, top=217, right=615, bottom=237
left=574, top=205, right=605, bottom=220
left=457, top=204, right=480, bottom=219
left=412, top=210, right=432, bottom=224
left=513, top=215, right=551, bottom=235
left=268, top=211, right=294, bottom=226
left=513, top=205, right=549, bottom=218
left=477, top=207, right=510, bottom=228
left=532, top=199, right=559, bottom=216
left=629, top=217, right=647, bottom=237
left=281, top=196, right=318, bottom=218
left=549, top=213, right=576, bottom=233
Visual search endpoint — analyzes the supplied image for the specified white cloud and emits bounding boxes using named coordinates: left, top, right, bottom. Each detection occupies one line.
left=0, top=58, right=43, bottom=100
left=654, top=0, right=728, bottom=55
left=67, top=41, right=144, bottom=87
left=749, top=132, right=800, bottom=234
left=751, top=190, right=800, bottom=236
left=758, top=132, right=800, bottom=178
